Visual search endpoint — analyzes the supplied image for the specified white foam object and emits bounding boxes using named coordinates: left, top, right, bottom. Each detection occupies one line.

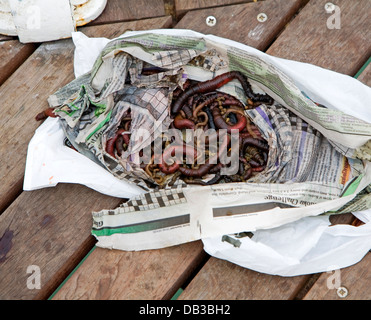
left=0, top=0, right=106, bottom=42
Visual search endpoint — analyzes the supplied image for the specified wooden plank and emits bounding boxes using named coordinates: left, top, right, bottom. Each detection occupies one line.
left=175, top=0, right=303, bottom=51
left=50, top=1, right=304, bottom=301
left=0, top=40, right=36, bottom=86
left=178, top=0, right=371, bottom=301
left=356, top=60, right=371, bottom=87
left=329, top=212, right=356, bottom=225
left=88, top=0, right=165, bottom=26
left=179, top=257, right=309, bottom=300
left=0, top=16, right=172, bottom=300
left=267, top=0, right=371, bottom=76
left=175, top=0, right=254, bottom=17
left=303, top=253, right=371, bottom=300
left=0, top=39, right=76, bottom=214
left=0, top=184, right=123, bottom=300
left=52, top=242, right=207, bottom=300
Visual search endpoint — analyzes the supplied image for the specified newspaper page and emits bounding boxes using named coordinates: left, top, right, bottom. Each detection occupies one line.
left=46, top=31, right=371, bottom=250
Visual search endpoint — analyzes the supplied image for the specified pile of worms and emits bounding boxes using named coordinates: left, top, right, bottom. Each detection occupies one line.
left=35, top=70, right=274, bottom=187
left=159, top=70, right=273, bottom=186
left=136, top=70, right=273, bottom=186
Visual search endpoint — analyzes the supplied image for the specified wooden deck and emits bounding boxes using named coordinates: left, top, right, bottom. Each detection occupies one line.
left=0, top=0, right=370, bottom=301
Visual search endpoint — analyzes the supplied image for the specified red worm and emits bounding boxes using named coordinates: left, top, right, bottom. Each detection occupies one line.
left=178, top=134, right=230, bottom=177
left=182, top=103, right=193, bottom=119
left=179, top=162, right=215, bottom=177
left=197, top=91, right=244, bottom=107
left=158, top=145, right=198, bottom=174
left=212, top=107, right=247, bottom=132
left=240, top=136, right=269, bottom=152
left=192, top=93, right=219, bottom=119
left=239, top=130, right=263, bottom=140
left=221, top=99, right=243, bottom=107
left=35, top=107, right=58, bottom=121
left=115, top=135, right=124, bottom=156
left=106, top=128, right=130, bottom=158
left=173, top=114, right=195, bottom=129
left=171, top=72, right=240, bottom=115
left=249, top=159, right=263, bottom=167
left=215, top=92, right=245, bottom=109
left=171, top=71, right=272, bottom=115
left=252, top=152, right=265, bottom=166
left=209, top=162, right=225, bottom=173
left=239, top=156, right=248, bottom=164
left=122, top=133, right=130, bottom=145
left=243, top=166, right=253, bottom=180
left=251, top=166, right=266, bottom=172
left=106, top=137, right=117, bottom=158
left=115, top=132, right=130, bottom=156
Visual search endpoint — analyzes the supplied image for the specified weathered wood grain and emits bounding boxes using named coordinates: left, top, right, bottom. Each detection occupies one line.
left=267, top=0, right=371, bottom=76
left=175, top=0, right=254, bottom=17
left=356, top=60, right=371, bottom=87
left=0, top=184, right=123, bottom=300
left=0, top=41, right=36, bottom=86
left=52, top=242, right=207, bottom=300
left=329, top=212, right=357, bottom=225
left=178, top=257, right=309, bottom=299
left=0, top=16, right=172, bottom=300
left=88, top=0, right=165, bottom=25
left=303, top=253, right=371, bottom=300
left=0, top=39, right=76, bottom=214
left=175, top=0, right=303, bottom=50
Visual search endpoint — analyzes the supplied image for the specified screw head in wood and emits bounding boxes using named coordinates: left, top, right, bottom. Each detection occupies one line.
left=206, top=16, right=216, bottom=27
left=257, top=13, right=267, bottom=22
left=325, top=2, right=336, bottom=13
left=336, top=286, right=348, bottom=298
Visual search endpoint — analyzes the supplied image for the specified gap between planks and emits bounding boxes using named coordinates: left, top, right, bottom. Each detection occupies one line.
left=51, top=242, right=209, bottom=300
left=86, top=0, right=166, bottom=26
left=174, top=0, right=259, bottom=19
left=0, top=41, right=38, bottom=87
left=174, top=0, right=305, bottom=51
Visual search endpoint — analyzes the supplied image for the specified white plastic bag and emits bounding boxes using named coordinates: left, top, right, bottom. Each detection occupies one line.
left=203, top=212, right=371, bottom=276
left=24, top=30, right=371, bottom=276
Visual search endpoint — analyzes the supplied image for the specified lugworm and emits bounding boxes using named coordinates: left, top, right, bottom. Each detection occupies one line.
left=171, top=71, right=272, bottom=115
left=212, top=107, right=247, bottom=132
left=35, top=107, right=58, bottom=121
left=158, top=145, right=198, bottom=174
left=178, top=134, right=230, bottom=177
left=173, top=114, right=195, bottom=130
left=106, top=128, right=130, bottom=158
